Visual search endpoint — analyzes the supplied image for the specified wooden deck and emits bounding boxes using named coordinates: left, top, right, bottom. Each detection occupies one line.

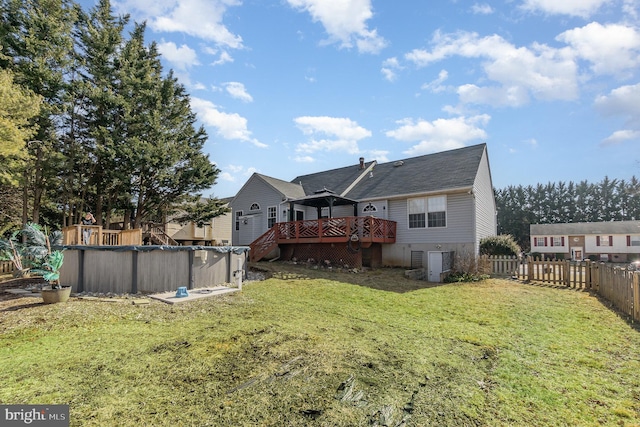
left=250, top=216, right=396, bottom=262
left=62, top=225, right=142, bottom=246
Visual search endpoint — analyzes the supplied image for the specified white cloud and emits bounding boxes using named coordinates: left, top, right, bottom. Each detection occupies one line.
left=293, top=155, right=315, bottom=163
left=120, top=0, right=243, bottom=48
left=219, top=164, right=259, bottom=182
left=386, top=115, right=490, bottom=156
left=471, top=3, right=494, bottom=14
left=520, top=0, right=613, bottom=18
left=218, top=171, right=235, bottom=182
left=405, top=31, right=578, bottom=106
left=594, top=82, right=640, bottom=126
left=457, top=84, right=530, bottom=107
left=226, top=164, right=244, bottom=173
left=211, top=50, right=234, bottom=66
left=524, top=138, right=539, bottom=148
left=294, top=116, right=372, bottom=154
left=367, top=149, right=389, bottom=163
left=421, top=69, right=449, bottom=93
left=381, top=57, right=402, bottom=82
left=157, top=41, right=199, bottom=70
left=287, top=0, right=387, bottom=54
left=623, top=0, right=639, bottom=21
left=223, top=82, right=253, bottom=102
left=602, top=129, right=640, bottom=145
left=557, top=22, right=640, bottom=77
left=190, top=97, right=267, bottom=148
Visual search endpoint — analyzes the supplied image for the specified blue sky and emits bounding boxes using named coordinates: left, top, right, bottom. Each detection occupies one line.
left=91, top=0, right=640, bottom=198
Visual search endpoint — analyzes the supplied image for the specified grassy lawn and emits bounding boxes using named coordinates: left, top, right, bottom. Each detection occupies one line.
left=1, top=263, right=639, bottom=426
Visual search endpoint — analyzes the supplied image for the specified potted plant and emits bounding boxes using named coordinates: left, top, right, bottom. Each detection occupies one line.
left=22, top=223, right=70, bottom=304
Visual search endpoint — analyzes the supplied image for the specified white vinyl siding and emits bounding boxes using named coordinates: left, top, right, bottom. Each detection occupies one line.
left=472, top=147, right=497, bottom=250
left=231, top=175, right=292, bottom=245
left=391, top=193, right=474, bottom=244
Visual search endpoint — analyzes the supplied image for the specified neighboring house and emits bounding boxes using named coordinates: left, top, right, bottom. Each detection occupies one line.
left=530, top=220, right=640, bottom=262
left=230, top=143, right=497, bottom=280
left=164, top=197, right=233, bottom=246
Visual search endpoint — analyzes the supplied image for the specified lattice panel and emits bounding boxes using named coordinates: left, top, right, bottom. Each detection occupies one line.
left=287, top=243, right=362, bottom=268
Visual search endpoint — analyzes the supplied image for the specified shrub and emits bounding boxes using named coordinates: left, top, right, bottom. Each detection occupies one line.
left=480, top=235, right=521, bottom=256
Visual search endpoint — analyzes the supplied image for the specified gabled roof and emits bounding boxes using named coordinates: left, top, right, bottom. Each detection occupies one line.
left=257, top=174, right=306, bottom=199
left=231, top=173, right=305, bottom=206
left=292, top=144, right=486, bottom=200
left=291, top=161, right=375, bottom=196
left=531, top=220, right=640, bottom=235
left=347, top=144, right=486, bottom=199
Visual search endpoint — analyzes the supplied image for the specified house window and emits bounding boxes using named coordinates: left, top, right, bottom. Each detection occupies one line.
left=235, top=210, right=243, bottom=231
left=597, top=235, right=611, bottom=246
left=268, top=206, right=277, bottom=228
left=629, top=236, right=640, bottom=246
left=363, top=203, right=377, bottom=214
left=427, top=196, right=446, bottom=228
left=552, top=237, right=564, bottom=247
left=408, top=198, right=425, bottom=229
left=535, top=237, right=546, bottom=247
left=249, top=203, right=260, bottom=211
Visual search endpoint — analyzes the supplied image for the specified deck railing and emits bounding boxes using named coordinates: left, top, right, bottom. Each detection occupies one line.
left=250, top=216, right=396, bottom=262
left=62, top=225, right=142, bottom=246
left=276, top=216, right=396, bottom=243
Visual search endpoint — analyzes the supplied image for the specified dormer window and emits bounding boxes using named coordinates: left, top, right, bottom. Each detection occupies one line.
left=249, top=203, right=260, bottom=211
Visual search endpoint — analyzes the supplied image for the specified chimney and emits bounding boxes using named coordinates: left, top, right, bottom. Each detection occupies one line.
left=359, top=157, right=365, bottom=169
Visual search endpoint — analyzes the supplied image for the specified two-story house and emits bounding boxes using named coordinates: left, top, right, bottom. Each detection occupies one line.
left=231, top=143, right=497, bottom=281
left=164, top=197, right=233, bottom=246
left=530, top=220, right=640, bottom=262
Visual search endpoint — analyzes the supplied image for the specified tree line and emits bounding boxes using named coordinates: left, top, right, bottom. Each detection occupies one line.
left=495, top=176, right=640, bottom=251
left=0, top=0, right=227, bottom=234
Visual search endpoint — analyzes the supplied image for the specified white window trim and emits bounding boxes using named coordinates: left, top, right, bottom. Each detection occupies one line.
left=267, top=206, right=277, bottom=228
left=407, top=195, right=447, bottom=229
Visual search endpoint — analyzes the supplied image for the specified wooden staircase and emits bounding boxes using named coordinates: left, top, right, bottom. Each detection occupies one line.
left=147, top=225, right=179, bottom=246
left=249, top=226, right=278, bottom=262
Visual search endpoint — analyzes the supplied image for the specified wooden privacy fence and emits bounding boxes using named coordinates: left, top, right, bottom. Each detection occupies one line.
left=482, top=255, right=640, bottom=322
left=0, top=260, right=15, bottom=275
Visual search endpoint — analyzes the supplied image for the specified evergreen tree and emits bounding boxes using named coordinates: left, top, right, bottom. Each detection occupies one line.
left=0, top=69, right=41, bottom=185
left=117, top=25, right=220, bottom=228
left=73, top=0, right=129, bottom=226
left=0, top=0, right=76, bottom=226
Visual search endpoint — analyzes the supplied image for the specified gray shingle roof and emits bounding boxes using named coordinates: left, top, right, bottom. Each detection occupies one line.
left=531, top=221, right=640, bottom=235
left=292, top=143, right=486, bottom=200
left=290, top=162, right=374, bottom=196
left=257, top=174, right=306, bottom=199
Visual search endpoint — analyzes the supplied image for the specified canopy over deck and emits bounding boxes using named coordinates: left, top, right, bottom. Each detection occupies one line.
left=288, top=189, right=358, bottom=219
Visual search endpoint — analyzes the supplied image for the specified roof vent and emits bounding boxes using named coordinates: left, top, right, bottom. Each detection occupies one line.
left=359, top=157, right=365, bottom=169
left=393, top=160, right=404, bottom=167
